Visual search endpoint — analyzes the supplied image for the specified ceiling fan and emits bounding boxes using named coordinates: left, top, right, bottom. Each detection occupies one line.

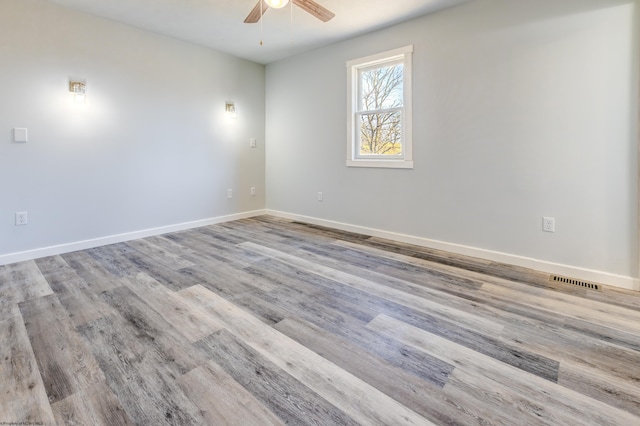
left=244, top=0, right=335, bottom=24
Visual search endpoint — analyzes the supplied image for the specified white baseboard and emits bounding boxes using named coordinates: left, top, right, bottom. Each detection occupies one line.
left=266, top=209, right=640, bottom=292
left=0, top=209, right=266, bottom=267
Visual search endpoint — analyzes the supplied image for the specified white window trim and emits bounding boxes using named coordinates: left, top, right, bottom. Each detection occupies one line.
left=346, top=45, right=413, bottom=169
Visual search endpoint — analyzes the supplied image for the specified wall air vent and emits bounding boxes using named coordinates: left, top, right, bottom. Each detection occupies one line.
left=550, top=274, right=601, bottom=291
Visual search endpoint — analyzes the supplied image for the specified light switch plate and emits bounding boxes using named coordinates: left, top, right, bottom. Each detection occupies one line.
left=14, top=128, right=28, bottom=143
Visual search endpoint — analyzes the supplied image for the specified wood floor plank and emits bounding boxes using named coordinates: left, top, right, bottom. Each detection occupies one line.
left=177, top=359, right=285, bottom=426
left=0, top=305, right=55, bottom=425
left=121, top=272, right=224, bottom=342
left=92, top=243, right=202, bottom=291
left=18, top=294, right=106, bottom=403
left=226, top=288, right=287, bottom=326
left=385, top=302, right=561, bottom=382
left=86, top=244, right=138, bottom=278
left=243, top=258, right=380, bottom=324
left=179, top=265, right=265, bottom=300
left=186, top=255, right=281, bottom=293
left=195, top=329, right=358, bottom=425
left=274, top=317, right=487, bottom=425
left=489, top=321, right=640, bottom=416
left=214, top=220, right=311, bottom=249
left=0, top=260, right=52, bottom=302
left=51, top=381, right=133, bottom=426
left=34, top=255, right=113, bottom=327
left=302, top=242, right=484, bottom=292
left=94, top=285, right=208, bottom=374
left=166, top=227, right=266, bottom=269
left=557, top=362, right=640, bottom=416
left=367, top=314, right=639, bottom=425
left=482, top=282, right=640, bottom=336
left=363, top=236, right=553, bottom=288
left=178, top=285, right=436, bottom=426
left=284, top=220, right=372, bottom=244
left=240, top=244, right=560, bottom=382
left=230, top=287, right=456, bottom=387
left=239, top=259, right=471, bottom=386
left=325, top=240, right=640, bottom=376
left=239, top=242, right=505, bottom=335
left=60, top=250, right=124, bottom=294
left=126, top=238, right=195, bottom=271
left=0, top=261, right=53, bottom=322
left=76, top=284, right=209, bottom=425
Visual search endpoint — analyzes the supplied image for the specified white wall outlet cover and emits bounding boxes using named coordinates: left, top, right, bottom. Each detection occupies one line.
left=250, top=138, right=257, bottom=148
left=13, top=128, right=28, bottom=143
left=15, top=211, right=28, bottom=225
left=542, top=216, right=555, bottom=232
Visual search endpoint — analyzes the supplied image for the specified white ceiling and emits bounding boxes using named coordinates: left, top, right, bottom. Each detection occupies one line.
left=47, top=0, right=470, bottom=64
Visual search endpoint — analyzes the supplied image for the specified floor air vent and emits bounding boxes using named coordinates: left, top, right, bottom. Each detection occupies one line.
left=550, top=274, right=601, bottom=291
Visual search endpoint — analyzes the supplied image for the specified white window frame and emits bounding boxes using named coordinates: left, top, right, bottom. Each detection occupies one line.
left=346, top=45, right=413, bottom=169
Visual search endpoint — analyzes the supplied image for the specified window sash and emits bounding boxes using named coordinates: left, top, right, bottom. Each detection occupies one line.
left=355, top=61, right=405, bottom=159
left=346, top=45, right=413, bottom=169
left=355, top=108, right=404, bottom=159
left=356, top=59, right=404, bottom=113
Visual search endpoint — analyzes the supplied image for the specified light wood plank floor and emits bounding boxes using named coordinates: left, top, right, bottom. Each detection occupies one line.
left=1, top=215, right=639, bottom=425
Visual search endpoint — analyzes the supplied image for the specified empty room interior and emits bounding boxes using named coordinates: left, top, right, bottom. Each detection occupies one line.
left=1, top=0, right=639, bottom=424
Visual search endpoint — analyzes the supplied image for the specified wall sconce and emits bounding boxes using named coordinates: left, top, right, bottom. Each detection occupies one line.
left=69, top=81, right=86, bottom=103
left=225, top=101, right=237, bottom=119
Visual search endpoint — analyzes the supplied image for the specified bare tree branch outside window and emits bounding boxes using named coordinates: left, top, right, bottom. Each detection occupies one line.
left=358, top=64, right=404, bottom=156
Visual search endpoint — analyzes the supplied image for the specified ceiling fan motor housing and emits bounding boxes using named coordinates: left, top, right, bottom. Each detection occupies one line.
left=266, top=0, right=290, bottom=9
left=245, top=0, right=335, bottom=23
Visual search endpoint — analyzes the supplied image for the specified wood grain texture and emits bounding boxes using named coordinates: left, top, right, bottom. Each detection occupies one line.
left=179, top=285, right=435, bottom=425
left=0, top=261, right=53, bottom=322
left=237, top=260, right=456, bottom=386
left=76, top=309, right=205, bottom=424
left=368, top=314, right=639, bottom=425
left=194, top=329, right=357, bottom=426
left=239, top=241, right=505, bottom=335
left=34, top=255, right=112, bottom=327
left=0, top=305, right=55, bottom=425
left=121, top=271, right=224, bottom=342
left=1, top=215, right=639, bottom=425
left=274, top=317, right=482, bottom=425
left=50, top=381, right=132, bottom=426
left=60, top=250, right=124, bottom=294
left=177, top=359, right=285, bottom=426
left=19, top=294, right=105, bottom=403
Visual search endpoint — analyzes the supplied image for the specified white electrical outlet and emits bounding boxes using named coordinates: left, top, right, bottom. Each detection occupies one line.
left=250, top=187, right=256, bottom=196
left=317, top=192, right=323, bottom=202
left=250, top=138, right=257, bottom=148
left=227, top=189, right=233, bottom=199
left=543, top=216, right=555, bottom=232
left=15, top=211, right=28, bottom=226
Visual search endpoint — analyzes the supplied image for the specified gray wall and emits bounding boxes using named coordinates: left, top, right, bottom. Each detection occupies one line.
left=1, top=0, right=265, bottom=257
left=266, top=0, right=639, bottom=282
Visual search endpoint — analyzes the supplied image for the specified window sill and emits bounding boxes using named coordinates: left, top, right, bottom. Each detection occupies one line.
left=346, top=160, right=414, bottom=169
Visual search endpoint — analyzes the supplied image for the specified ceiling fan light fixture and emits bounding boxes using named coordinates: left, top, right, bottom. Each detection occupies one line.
left=265, top=0, right=290, bottom=9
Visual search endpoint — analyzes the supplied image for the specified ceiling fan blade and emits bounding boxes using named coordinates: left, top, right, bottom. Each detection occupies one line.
left=292, top=0, right=335, bottom=22
left=244, top=0, right=269, bottom=23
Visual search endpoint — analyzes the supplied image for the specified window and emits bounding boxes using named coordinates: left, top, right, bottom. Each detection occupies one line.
left=346, top=45, right=413, bottom=169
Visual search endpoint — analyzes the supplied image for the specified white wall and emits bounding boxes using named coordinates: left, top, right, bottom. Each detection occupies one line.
left=266, top=0, right=639, bottom=288
left=0, top=0, right=265, bottom=261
